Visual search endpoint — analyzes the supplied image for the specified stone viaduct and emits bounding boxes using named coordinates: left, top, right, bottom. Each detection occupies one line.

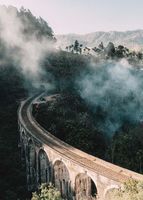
left=18, top=93, right=143, bottom=200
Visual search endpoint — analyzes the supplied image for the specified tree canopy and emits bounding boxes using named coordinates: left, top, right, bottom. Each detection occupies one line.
left=31, top=184, right=63, bottom=200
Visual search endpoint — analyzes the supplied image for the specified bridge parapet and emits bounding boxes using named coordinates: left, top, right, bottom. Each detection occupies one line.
left=18, top=94, right=143, bottom=200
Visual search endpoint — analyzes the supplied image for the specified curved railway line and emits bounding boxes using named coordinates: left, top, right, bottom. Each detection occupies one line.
left=18, top=93, right=143, bottom=200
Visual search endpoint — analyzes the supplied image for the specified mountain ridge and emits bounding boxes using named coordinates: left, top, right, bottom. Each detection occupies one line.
left=56, top=30, right=143, bottom=51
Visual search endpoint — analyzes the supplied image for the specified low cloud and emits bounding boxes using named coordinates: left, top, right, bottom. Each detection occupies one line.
left=0, top=5, right=55, bottom=89
left=77, top=59, right=143, bottom=135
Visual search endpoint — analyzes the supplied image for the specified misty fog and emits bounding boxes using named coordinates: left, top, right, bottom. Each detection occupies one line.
left=0, top=5, right=55, bottom=89
left=77, top=59, right=143, bottom=135
left=1, top=5, right=143, bottom=136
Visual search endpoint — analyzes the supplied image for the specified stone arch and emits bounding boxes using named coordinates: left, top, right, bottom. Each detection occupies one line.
left=38, top=149, right=50, bottom=184
left=75, top=173, right=97, bottom=200
left=53, top=160, right=71, bottom=199
left=20, top=129, right=26, bottom=144
left=27, top=139, right=37, bottom=186
left=18, top=122, right=22, bottom=133
left=104, top=186, right=119, bottom=200
left=20, top=129, right=26, bottom=160
left=21, top=129, right=25, bottom=138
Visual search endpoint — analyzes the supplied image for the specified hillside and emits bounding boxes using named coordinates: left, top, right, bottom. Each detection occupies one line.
left=0, top=6, right=55, bottom=200
left=56, top=30, right=143, bottom=50
left=1, top=4, right=143, bottom=200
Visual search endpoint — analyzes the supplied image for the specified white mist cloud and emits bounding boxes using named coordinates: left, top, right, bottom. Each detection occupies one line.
left=0, top=5, right=55, bottom=87
left=77, top=59, right=143, bottom=135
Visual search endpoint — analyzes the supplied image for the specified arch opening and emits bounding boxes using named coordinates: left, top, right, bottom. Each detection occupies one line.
left=27, top=140, right=37, bottom=187
left=38, top=149, right=50, bottom=184
left=20, top=131, right=26, bottom=160
left=53, top=160, right=71, bottom=199
left=75, top=173, right=97, bottom=200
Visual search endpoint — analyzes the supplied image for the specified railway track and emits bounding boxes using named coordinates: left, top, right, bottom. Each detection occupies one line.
left=18, top=93, right=143, bottom=184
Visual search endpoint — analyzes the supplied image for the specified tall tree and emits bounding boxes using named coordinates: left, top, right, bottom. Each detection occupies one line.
left=74, top=40, right=79, bottom=53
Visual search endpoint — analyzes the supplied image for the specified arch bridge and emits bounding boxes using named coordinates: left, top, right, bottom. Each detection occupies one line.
left=18, top=94, right=143, bottom=200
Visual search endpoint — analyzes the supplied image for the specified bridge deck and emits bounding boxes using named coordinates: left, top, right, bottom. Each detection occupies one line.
left=18, top=94, right=143, bottom=184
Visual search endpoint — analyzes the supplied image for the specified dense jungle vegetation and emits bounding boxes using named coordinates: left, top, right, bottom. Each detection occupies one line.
left=0, top=6, right=54, bottom=200
left=1, top=5, right=143, bottom=200
left=37, top=50, right=143, bottom=174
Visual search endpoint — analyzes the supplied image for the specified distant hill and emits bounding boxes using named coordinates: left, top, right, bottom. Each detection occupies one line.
left=56, top=30, right=143, bottom=51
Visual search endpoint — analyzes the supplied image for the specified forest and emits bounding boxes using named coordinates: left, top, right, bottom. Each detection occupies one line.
left=1, top=5, right=143, bottom=200
left=0, top=6, right=55, bottom=200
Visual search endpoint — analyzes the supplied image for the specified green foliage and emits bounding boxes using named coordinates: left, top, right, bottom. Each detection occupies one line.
left=44, top=51, right=88, bottom=92
left=108, top=179, right=143, bottom=200
left=106, top=42, right=115, bottom=57
left=19, top=6, right=54, bottom=40
left=108, top=124, right=143, bottom=173
left=1, top=6, right=143, bottom=200
left=0, top=6, right=54, bottom=41
left=36, top=93, right=107, bottom=158
left=0, top=6, right=54, bottom=199
left=0, top=65, right=28, bottom=200
left=66, top=40, right=83, bottom=54
left=74, top=40, right=80, bottom=53
left=31, top=183, right=63, bottom=200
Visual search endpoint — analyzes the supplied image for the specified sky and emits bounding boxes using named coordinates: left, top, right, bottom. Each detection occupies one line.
left=0, top=0, right=143, bottom=35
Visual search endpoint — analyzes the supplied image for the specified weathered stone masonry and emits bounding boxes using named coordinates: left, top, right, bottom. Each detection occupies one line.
left=18, top=94, right=143, bottom=200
